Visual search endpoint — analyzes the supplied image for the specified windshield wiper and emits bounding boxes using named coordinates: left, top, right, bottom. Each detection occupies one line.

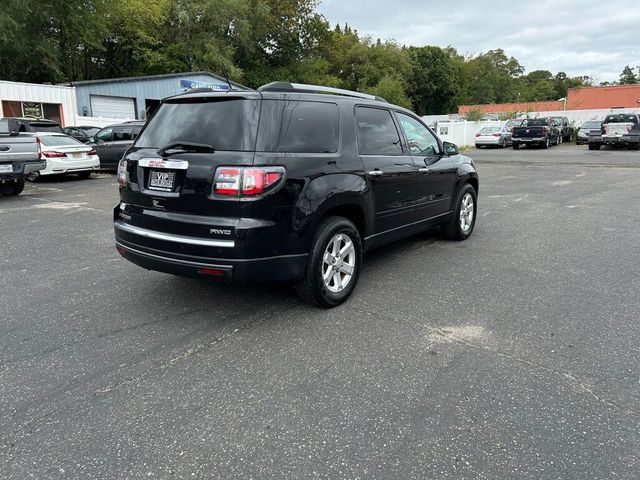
left=157, top=141, right=216, bottom=156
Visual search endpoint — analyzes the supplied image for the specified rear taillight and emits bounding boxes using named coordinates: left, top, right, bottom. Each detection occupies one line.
left=475, top=133, right=481, bottom=137
left=541, top=127, right=548, bottom=135
left=88, top=148, right=97, bottom=155
left=117, top=159, right=128, bottom=186
left=492, top=132, right=501, bottom=137
left=214, top=166, right=285, bottom=197
left=36, top=136, right=42, bottom=158
left=42, top=151, right=66, bottom=158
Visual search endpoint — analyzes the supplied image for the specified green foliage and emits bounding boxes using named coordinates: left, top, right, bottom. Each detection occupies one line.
left=619, top=65, right=639, bottom=85
left=465, top=109, right=484, bottom=122
left=0, top=1, right=622, bottom=114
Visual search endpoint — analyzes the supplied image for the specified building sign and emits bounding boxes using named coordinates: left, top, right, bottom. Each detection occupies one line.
left=180, top=79, right=230, bottom=92
left=22, top=102, right=44, bottom=119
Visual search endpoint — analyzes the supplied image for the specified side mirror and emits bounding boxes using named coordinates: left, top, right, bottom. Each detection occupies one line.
left=443, top=141, right=459, bottom=156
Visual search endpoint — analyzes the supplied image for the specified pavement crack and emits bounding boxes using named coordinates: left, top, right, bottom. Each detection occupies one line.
left=429, top=327, right=638, bottom=418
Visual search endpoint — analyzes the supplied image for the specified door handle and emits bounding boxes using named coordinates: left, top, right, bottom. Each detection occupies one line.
left=418, top=167, right=430, bottom=174
left=368, top=170, right=384, bottom=177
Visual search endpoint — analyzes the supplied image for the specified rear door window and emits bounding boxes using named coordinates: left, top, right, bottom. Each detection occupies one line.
left=256, top=100, right=339, bottom=153
left=355, top=107, right=403, bottom=156
left=112, top=126, right=134, bottom=142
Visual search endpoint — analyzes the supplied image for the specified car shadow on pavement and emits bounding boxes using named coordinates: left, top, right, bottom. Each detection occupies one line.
left=156, top=228, right=445, bottom=308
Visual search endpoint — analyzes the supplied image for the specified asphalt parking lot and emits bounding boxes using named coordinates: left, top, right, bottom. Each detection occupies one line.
left=1, top=145, right=639, bottom=479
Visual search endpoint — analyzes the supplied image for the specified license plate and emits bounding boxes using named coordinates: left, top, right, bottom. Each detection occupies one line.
left=71, top=152, right=83, bottom=159
left=0, top=164, right=12, bottom=173
left=149, top=170, right=176, bottom=192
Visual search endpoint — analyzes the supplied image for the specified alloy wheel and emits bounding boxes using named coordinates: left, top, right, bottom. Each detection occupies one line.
left=322, top=233, right=356, bottom=293
left=459, top=193, right=475, bottom=233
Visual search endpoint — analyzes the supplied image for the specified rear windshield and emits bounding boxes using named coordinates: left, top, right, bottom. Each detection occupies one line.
left=480, top=127, right=500, bottom=133
left=83, top=127, right=100, bottom=136
left=30, top=123, right=64, bottom=133
left=581, top=121, right=601, bottom=129
left=521, top=119, right=549, bottom=127
left=135, top=98, right=260, bottom=151
left=40, top=135, right=84, bottom=146
left=604, top=114, right=638, bottom=124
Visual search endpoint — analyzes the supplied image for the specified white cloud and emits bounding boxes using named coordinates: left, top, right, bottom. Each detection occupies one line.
left=317, top=0, right=640, bottom=82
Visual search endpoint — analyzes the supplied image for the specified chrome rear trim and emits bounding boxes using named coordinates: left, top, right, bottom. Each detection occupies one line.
left=114, top=220, right=234, bottom=248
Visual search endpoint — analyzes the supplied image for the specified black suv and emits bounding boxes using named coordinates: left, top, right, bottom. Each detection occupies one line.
left=92, top=121, right=145, bottom=169
left=114, top=82, right=479, bottom=307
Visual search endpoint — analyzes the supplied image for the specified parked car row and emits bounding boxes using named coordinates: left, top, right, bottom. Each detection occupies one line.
left=475, top=116, right=640, bottom=151
left=0, top=117, right=146, bottom=185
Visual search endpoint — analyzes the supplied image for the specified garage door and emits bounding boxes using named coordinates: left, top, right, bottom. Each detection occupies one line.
left=90, top=95, right=136, bottom=119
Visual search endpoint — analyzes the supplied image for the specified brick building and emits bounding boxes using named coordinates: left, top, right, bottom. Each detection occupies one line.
left=458, top=84, right=640, bottom=115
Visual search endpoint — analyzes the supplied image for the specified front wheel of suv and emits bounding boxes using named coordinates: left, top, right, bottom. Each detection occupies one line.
left=295, top=216, right=363, bottom=308
left=442, top=183, right=477, bottom=241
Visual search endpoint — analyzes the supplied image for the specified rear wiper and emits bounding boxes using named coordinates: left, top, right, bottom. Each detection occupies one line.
left=157, top=141, right=216, bottom=156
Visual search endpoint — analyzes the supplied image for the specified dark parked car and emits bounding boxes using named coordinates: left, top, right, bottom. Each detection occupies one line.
left=511, top=117, right=561, bottom=149
left=63, top=125, right=100, bottom=143
left=0, top=117, right=64, bottom=134
left=576, top=120, right=602, bottom=145
left=114, top=82, right=479, bottom=307
left=92, top=121, right=144, bottom=169
left=551, top=116, right=571, bottom=143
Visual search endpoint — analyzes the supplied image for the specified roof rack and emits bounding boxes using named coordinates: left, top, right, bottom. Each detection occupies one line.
left=258, top=82, right=387, bottom=103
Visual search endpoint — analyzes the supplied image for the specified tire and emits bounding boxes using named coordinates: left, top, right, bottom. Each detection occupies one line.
left=500, top=139, right=506, bottom=148
left=588, top=143, right=601, bottom=150
left=629, top=143, right=640, bottom=151
left=542, top=137, right=550, bottom=149
left=77, top=171, right=92, bottom=179
left=26, top=171, right=40, bottom=182
left=295, top=216, right=363, bottom=308
left=512, top=143, right=520, bottom=150
left=0, top=178, right=25, bottom=196
left=442, top=183, right=477, bottom=241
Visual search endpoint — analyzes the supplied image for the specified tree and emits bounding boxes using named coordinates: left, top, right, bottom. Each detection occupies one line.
left=406, top=46, right=462, bottom=115
left=619, top=65, right=638, bottom=85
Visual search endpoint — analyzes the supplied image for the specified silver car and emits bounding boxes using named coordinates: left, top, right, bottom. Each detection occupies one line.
left=576, top=120, right=602, bottom=145
left=475, top=126, right=512, bottom=148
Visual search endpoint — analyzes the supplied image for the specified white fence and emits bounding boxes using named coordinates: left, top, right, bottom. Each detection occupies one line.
left=430, top=107, right=640, bottom=147
left=434, top=120, right=504, bottom=147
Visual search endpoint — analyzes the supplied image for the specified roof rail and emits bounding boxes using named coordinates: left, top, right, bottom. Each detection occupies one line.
left=258, top=82, right=387, bottom=103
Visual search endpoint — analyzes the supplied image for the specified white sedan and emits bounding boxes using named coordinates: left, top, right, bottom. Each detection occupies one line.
left=28, top=133, right=100, bottom=180
left=474, top=126, right=513, bottom=148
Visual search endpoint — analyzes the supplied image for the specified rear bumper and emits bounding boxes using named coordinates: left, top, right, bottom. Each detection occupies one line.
left=115, top=237, right=308, bottom=283
left=512, top=137, right=545, bottom=143
left=41, top=156, right=100, bottom=175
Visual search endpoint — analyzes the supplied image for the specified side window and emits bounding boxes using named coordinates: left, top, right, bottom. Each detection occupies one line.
left=257, top=100, right=339, bottom=153
left=396, top=112, right=439, bottom=156
left=132, top=126, right=142, bottom=139
left=95, top=128, right=113, bottom=144
left=112, top=127, right=134, bottom=141
left=355, top=107, right=403, bottom=156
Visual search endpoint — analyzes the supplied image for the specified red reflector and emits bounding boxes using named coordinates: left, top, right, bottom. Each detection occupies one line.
left=198, top=268, right=225, bottom=276
left=116, top=245, right=126, bottom=255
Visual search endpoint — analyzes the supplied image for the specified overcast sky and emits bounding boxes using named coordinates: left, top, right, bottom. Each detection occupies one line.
left=317, top=0, right=639, bottom=83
